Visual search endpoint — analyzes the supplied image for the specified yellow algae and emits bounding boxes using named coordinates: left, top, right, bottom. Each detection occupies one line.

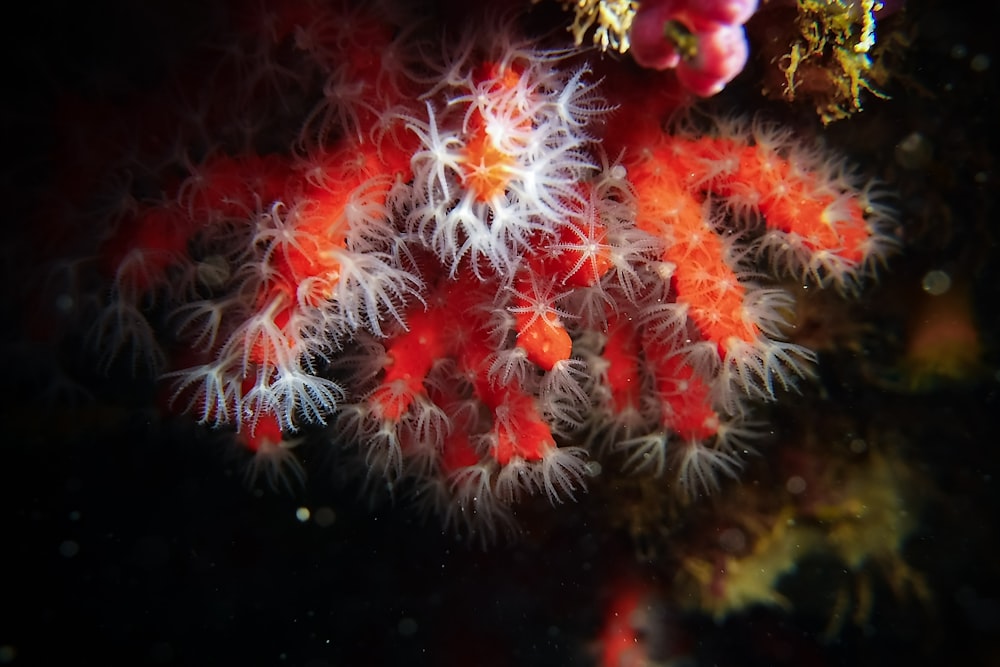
left=538, top=0, right=638, bottom=53
left=769, top=0, right=898, bottom=123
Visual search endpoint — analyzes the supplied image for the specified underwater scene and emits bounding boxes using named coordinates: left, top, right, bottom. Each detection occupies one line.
left=2, top=0, right=998, bottom=664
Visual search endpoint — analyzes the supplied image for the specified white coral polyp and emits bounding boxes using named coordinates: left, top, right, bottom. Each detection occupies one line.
left=406, top=44, right=607, bottom=277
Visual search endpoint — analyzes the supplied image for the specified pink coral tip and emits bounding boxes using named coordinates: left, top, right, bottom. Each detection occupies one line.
left=628, top=0, right=755, bottom=96
left=676, top=23, right=750, bottom=97
left=629, top=3, right=683, bottom=70
left=693, top=0, right=758, bottom=27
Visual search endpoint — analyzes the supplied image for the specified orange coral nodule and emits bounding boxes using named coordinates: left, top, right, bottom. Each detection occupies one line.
left=369, top=308, right=450, bottom=421
left=717, top=141, right=874, bottom=268
left=490, top=391, right=555, bottom=465
left=672, top=262, right=759, bottom=353
left=765, top=194, right=868, bottom=261
left=239, top=410, right=285, bottom=454
left=439, top=429, right=484, bottom=474
left=653, top=352, right=720, bottom=442
left=659, top=199, right=759, bottom=351
left=458, top=60, right=531, bottom=202
left=461, top=128, right=516, bottom=202
left=515, top=312, right=573, bottom=372
left=559, top=250, right=614, bottom=288
left=470, top=372, right=555, bottom=466
left=472, top=60, right=525, bottom=96
left=549, top=207, right=616, bottom=287
left=603, top=315, right=644, bottom=414
left=368, top=378, right=423, bottom=422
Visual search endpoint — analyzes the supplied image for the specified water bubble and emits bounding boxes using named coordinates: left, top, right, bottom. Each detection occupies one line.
left=921, top=269, right=952, bottom=296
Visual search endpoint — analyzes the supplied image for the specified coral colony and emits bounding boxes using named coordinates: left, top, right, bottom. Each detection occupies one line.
left=55, top=0, right=897, bottom=540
